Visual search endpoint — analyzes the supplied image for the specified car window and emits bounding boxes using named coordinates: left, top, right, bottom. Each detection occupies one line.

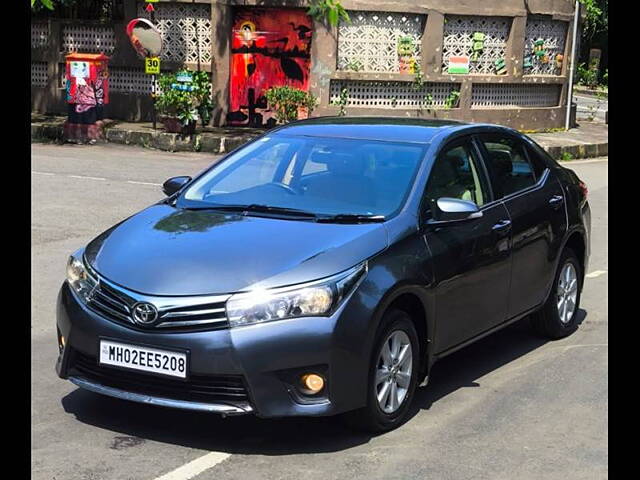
left=524, top=143, right=550, bottom=178
left=479, top=135, right=537, bottom=198
left=424, top=142, right=489, bottom=215
left=180, top=135, right=425, bottom=218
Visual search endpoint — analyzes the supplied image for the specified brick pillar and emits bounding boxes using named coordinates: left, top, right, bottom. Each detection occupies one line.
left=423, top=12, right=444, bottom=76
left=310, top=19, right=337, bottom=112
left=507, top=16, right=526, bottom=78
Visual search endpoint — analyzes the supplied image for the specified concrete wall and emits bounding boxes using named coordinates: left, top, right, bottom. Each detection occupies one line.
left=31, top=0, right=579, bottom=130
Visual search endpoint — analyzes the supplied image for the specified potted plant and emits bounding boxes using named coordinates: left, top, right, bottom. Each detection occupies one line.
left=264, top=86, right=318, bottom=124
left=155, top=70, right=212, bottom=134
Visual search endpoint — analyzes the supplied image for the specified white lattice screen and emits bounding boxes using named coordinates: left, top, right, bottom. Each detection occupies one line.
left=524, top=16, right=568, bottom=75
left=337, top=11, right=426, bottom=73
left=442, top=15, right=511, bottom=75
left=31, top=23, right=49, bottom=49
left=62, top=25, right=116, bottom=53
left=109, top=67, right=156, bottom=94
left=31, top=62, right=48, bottom=87
left=330, top=80, right=460, bottom=109
left=137, top=2, right=212, bottom=64
left=471, top=83, right=560, bottom=108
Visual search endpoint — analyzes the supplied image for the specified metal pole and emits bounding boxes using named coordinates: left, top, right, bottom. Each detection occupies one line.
left=565, top=0, right=580, bottom=130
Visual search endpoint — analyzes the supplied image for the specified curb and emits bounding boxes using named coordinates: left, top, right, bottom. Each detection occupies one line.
left=31, top=123, right=260, bottom=155
left=573, top=87, right=608, bottom=99
left=31, top=122, right=607, bottom=161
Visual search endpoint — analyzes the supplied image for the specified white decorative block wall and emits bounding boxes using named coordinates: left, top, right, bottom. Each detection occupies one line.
left=31, top=62, right=48, bottom=87
left=524, top=16, right=568, bottom=75
left=31, top=22, right=49, bottom=49
left=330, top=80, right=460, bottom=108
left=338, top=11, right=426, bottom=73
left=471, top=83, right=561, bottom=108
left=442, top=15, right=511, bottom=75
left=109, top=67, right=156, bottom=94
left=138, top=2, right=212, bottom=64
left=62, top=25, right=116, bottom=53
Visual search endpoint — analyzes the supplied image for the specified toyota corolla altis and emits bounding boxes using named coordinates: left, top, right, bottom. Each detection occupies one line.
left=56, top=117, right=590, bottom=432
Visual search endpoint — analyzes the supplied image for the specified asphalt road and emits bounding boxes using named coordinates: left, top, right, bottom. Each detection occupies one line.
left=32, top=143, right=608, bottom=480
left=574, top=93, right=608, bottom=123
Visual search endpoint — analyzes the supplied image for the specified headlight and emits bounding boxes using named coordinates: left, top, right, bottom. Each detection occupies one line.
left=66, top=253, right=97, bottom=303
left=226, top=262, right=367, bottom=328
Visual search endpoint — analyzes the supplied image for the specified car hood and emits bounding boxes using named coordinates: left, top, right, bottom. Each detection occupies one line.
left=84, top=204, right=388, bottom=296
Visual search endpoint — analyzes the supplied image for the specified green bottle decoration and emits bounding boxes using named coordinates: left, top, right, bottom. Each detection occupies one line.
left=494, top=58, right=507, bottom=75
left=471, top=32, right=486, bottom=61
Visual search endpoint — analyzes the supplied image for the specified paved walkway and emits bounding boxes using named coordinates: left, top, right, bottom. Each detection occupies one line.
left=31, top=114, right=608, bottom=160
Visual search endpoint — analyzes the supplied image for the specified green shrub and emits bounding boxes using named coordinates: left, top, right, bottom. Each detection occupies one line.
left=155, top=70, right=212, bottom=126
left=264, top=86, right=318, bottom=124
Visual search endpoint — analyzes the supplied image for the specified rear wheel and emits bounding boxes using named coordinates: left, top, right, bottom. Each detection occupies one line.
left=344, top=309, right=419, bottom=432
left=530, top=248, right=582, bottom=339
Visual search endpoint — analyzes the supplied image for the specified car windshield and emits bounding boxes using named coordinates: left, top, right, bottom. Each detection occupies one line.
left=178, top=135, right=426, bottom=219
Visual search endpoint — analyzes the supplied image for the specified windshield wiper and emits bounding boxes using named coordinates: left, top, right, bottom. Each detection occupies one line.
left=184, top=204, right=318, bottom=219
left=317, top=214, right=386, bottom=224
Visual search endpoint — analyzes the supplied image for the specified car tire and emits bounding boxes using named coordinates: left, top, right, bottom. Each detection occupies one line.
left=343, top=309, right=420, bottom=433
left=530, top=248, right=582, bottom=339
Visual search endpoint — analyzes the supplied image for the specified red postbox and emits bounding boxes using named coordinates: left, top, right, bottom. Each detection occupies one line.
left=64, top=53, right=110, bottom=142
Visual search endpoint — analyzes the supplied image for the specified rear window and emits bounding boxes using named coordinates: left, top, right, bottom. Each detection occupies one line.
left=478, top=135, right=537, bottom=198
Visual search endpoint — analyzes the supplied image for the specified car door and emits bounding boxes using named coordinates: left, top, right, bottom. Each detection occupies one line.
left=422, top=137, right=512, bottom=353
left=475, top=133, right=567, bottom=319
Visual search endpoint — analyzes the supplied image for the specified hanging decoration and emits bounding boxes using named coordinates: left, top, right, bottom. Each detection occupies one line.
left=471, top=32, right=485, bottom=61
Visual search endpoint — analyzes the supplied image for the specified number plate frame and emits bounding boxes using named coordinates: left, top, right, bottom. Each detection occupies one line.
left=98, top=337, right=190, bottom=380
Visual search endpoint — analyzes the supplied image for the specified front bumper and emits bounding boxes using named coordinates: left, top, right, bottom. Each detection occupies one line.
left=56, top=282, right=369, bottom=418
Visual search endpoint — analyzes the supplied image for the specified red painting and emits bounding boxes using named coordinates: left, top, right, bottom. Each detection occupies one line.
left=228, top=8, right=313, bottom=127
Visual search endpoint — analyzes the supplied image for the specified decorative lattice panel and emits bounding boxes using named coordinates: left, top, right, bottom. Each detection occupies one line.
left=442, top=15, right=511, bottom=75
left=524, top=16, right=568, bottom=75
left=137, top=2, right=212, bottom=64
left=62, top=25, right=116, bottom=53
left=31, top=62, right=48, bottom=87
left=330, top=80, right=460, bottom=109
left=471, top=83, right=561, bottom=108
left=337, top=11, right=426, bottom=73
left=109, top=68, right=157, bottom=94
left=31, top=23, right=49, bottom=49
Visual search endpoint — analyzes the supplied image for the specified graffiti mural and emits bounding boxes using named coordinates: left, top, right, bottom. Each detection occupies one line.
left=228, top=8, right=313, bottom=127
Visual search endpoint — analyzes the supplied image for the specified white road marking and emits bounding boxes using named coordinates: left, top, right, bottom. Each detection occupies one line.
left=127, top=180, right=162, bottom=186
left=32, top=171, right=55, bottom=176
left=586, top=270, right=607, bottom=279
left=153, top=452, right=231, bottom=480
left=68, top=175, right=106, bottom=181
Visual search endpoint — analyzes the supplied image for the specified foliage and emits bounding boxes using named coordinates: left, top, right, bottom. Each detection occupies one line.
left=602, top=69, right=608, bottom=86
left=31, top=0, right=54, bottom=10
left=155, top=70, right=212, bottom=126
left=331, top=87, right=349, bottom=117
left=411, top=61, right=434, bottom=115
left=577, top=61, right=600, bottom=88
left=560, top=151, right=574, bottom=161
left=444, top=91, right=460, bottom=109
left=578, top=0, right=608, bottom=41
left=308, top=0, right=350, bottom=28
left=264, top=86, right=318, bottom=124
left=344, top=59, right=363, bottom=72
left=397, top=36, right=416, bottom=56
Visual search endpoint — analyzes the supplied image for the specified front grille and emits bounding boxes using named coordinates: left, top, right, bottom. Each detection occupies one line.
left=70, top=349, right=250, bottom=405
left=85, top=278, right=230, bottom=332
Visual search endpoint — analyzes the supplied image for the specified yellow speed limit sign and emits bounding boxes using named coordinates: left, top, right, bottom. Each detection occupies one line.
left=145, top=57, right=160, bottom=74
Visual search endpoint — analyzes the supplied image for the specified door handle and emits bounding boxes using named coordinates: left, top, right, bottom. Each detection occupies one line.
left=549, top=195, right=564, bottom=209
left=492, top=219, right=512, bottom=235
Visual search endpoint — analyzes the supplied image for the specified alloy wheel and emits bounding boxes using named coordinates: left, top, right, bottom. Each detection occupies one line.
left=557, top=262, right=578, bottom=324
left=375, top=330, right=412, bottom=414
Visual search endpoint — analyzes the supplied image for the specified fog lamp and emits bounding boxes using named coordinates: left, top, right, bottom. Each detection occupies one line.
left=301, top=373, right=325, bottom=394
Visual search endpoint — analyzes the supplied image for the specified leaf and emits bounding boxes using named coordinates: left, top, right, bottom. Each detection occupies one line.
left=41, top=0, right=54, bottom=10
left=328, top=8, right=338, bottom=27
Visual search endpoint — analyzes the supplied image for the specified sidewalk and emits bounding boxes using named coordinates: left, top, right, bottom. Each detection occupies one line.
left=31, top=114, right=608, bottom=160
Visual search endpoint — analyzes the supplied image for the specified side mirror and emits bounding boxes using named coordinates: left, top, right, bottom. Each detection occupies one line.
left=162, top=176, right=191, bottom=196
left=430, top=197, right=483, bottom=224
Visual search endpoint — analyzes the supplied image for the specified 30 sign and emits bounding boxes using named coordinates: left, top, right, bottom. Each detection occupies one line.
left=145, top=57, right=160, bottom=74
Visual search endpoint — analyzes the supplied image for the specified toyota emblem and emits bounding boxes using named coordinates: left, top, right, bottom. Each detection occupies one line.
left=132, top=302, right=158, bottom=325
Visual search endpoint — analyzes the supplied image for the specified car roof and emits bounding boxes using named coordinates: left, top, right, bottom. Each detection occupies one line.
left=269, top=116, right=472, bottom=144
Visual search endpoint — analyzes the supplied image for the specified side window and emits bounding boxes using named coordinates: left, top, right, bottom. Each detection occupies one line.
left=524, top=143, right=550, bottom=179
left=479, top=135, right=536, bottom=198
left=424, top=142, right=489, bottom=215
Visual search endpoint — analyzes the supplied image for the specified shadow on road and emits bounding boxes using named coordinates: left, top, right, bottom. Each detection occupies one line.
left=61, top=310, right=586, bottom=455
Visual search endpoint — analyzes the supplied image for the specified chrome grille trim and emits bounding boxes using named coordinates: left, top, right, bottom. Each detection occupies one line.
left=84, top=270, right=231, bottom=331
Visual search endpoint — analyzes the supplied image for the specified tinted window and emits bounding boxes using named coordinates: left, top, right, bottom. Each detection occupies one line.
left=180, top=135, right=425, bottom=217
left=424, top=142, right=489, bottom=214
left=479, top=135, right=536, bottom=197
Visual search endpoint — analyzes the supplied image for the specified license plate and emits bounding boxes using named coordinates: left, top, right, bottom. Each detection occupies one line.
left=99, top=339, right=187, bottom=379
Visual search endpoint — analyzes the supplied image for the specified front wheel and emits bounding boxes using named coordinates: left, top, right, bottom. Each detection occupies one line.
left=343, top=309, right=419, bottom=433
left=530, top=248, right=582, bottom=339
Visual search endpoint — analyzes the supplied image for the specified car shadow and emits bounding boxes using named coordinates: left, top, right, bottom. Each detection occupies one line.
left=61, top=310, right=586, bottom=455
